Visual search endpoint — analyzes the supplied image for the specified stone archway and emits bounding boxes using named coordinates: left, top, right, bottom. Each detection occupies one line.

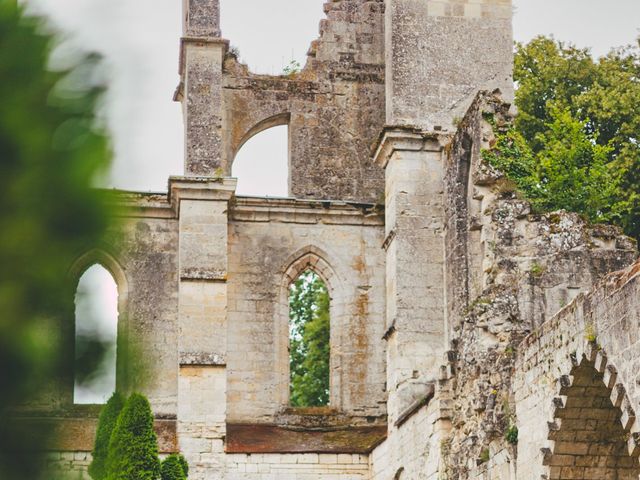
left=542, top=352, right=640, bottom=480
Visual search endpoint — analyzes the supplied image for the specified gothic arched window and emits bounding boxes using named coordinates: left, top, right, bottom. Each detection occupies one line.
left=73, top=264, right=119, bottom=404
left=288, top=270, right=330, bottom=407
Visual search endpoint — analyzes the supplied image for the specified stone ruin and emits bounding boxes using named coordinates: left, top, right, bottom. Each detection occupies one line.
left=37, top=1, right=640, bottom=478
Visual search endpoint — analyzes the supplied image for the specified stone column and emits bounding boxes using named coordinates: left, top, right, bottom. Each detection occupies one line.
left=178, top=0, right=227, bottom=176
left=171, top=177, right=236, bottom=480
left=374, top=128, right=449, bottom=423
left=385, top=0, right=513, bottom=131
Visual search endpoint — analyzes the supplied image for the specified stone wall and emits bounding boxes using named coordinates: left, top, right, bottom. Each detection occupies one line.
left=177, top=0, right=387, bottom=202
left=21, top=192, right=181, bottom=457
left=44, top=451, right=92, bottom=480
left=435, top=92, right=637, bottom=478
left=221, top=0, right=386, bottom=202
left=515, top=261, right=640, bottom=479
left=369, top=394, right=449, bottom=479
left=108, top=194, right=180, bottom=416
left=226, top=453, right=369, bottom=479
left=385, top=0, right=514, bottom=131
left=227, top=197, right=386, bottom=424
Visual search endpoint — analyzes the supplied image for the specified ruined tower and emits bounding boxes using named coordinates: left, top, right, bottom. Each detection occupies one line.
left=40, top=1, right=640, bottom=479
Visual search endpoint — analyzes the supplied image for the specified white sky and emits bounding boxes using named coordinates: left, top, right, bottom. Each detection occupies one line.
left=25, top=0, right=640, bottom=195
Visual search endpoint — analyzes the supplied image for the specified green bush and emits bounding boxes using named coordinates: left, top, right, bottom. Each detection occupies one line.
left=106, top=393, right=160, bottom=480
left=177, top=454, right=188, bottom=478
left=505, top=425, right=519, bottom=445
left=89, top=392, right=125, bottom=480
left=160, top=454, right=188, bottom=480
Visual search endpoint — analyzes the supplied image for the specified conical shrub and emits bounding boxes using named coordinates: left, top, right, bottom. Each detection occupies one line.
left=160, top=454, right=188, bottom=480
left=106, top=393, right=160, bottom=480
left=88, top=392, right=125, bottom=480
left=177, top=454, right=188, bottom=478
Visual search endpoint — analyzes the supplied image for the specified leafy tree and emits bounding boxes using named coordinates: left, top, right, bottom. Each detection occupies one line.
left=89, top=392, right=125, bottom=480
left=486, top=35, right=640, bottom=237
left=106, top=393, right=161, bottom=480
left=0, top=2, right=111, bottom=478
left=485, top=107, right=620, bottom=223
left=160, top=454, right=188, bottom=480
left=289, top=271, right=330, bottom=407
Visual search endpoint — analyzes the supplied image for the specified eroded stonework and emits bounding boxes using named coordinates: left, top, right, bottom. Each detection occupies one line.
left=39, top=1, right=640, bottom=479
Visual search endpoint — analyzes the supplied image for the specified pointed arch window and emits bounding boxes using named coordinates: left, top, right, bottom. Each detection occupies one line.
left=73, top=264, right=119, bottom=404
left=288, top=270, right=330, bottom=407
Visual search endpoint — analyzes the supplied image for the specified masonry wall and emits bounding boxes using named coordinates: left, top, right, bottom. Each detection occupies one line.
left=108, top=198, right=180, bottom=416
left=226, top=453, right=369, bottom=479
left=434, top=92, right=637, bottom=478
left=22, top=193, right=181, bottom=463
left=226, top=197, right=387, bottom=424
left=515, top=262, right=640, bottom=479
left=369, top=396, right=450, bottom=479
left=174, top=0, right=388, bottom=202
left=385, top=0, right=514, bottom=131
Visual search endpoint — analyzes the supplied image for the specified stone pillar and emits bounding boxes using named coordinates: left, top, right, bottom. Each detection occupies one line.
left=171, top=177, right=236, bottom=480
left=178, top=0, right=227, bottom=176
left=374, top=129, right=449, bottom=422
left=183, top=0, right=220, bottom=37
left=385, top=0, right=513, bottom=131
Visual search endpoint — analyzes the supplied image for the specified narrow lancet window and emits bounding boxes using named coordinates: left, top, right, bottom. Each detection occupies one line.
left=288, top=270, right=330, bottom=407
left=74, top=264, right=118, bottom=404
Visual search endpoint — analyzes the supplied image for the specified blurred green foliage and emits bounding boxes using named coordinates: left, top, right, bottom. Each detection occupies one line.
left=0, top=1, right=111, bottom=478
left=289, top=271, right=330, bottom=407
left=485, top=36, right=640, bottom=239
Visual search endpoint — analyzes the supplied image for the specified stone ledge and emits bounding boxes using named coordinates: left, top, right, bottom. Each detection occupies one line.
left=180, top=268, right=227, bottom=282
left=179, top=351, right=226, bottom=366
left=230, top=196, right=384, bottom=226
left=225, top=423, right=387, bottom=454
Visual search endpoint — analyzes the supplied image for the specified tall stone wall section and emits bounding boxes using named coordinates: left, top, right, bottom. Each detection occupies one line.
left=385, top=0, right=514, bottom=131
left=367, top=91, right=637, bottom=479
left=177, top=0, right=388, bottom=202
left=226, top=198, right=387, bottom=425
left=515, top=261, right=640, bottom=479
left=433, top=92, right=637, bottom=478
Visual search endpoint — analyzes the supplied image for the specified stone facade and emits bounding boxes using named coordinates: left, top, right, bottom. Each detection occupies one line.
left=38, top=1, right=640, bottom=479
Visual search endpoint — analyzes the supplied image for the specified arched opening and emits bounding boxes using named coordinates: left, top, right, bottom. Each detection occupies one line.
left=288, top=270, right=330, bottom=407
left=232, top=124, right=289, bottom=197
left=73, top=264, right=119, bottom=404
left=544, top=358, right=640, bottom=479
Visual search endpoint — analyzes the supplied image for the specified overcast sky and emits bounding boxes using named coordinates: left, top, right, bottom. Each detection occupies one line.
left=25, top=0, right=640, bottom=195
